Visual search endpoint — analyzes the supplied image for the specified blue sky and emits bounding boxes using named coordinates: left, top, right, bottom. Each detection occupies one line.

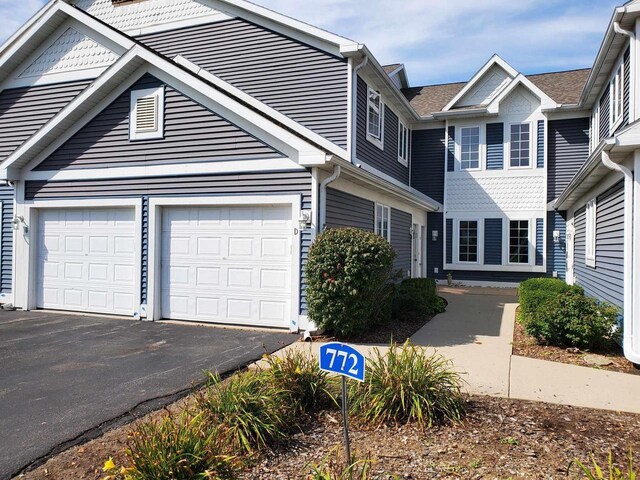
left=1, top=0, right=622, bottom=86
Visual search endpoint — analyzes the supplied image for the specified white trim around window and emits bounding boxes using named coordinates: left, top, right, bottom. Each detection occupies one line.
left=398, top=121, right=410, bottom=166
left=459, top=126, right=481, bottom=171
left=585, top=198, right=596, bottom=268
left=507, top=218, right=531, bottom=265
left=609, top=56, right=624, bottom=132
left=375, top=203, right=391, bottom=241
left=366, top=87, right=384, bottom=149
left=130, top=86, right=165, bottom=141
left=507, top=122, right=532, bottom=169
left=456, top=219, right=480, bottom=264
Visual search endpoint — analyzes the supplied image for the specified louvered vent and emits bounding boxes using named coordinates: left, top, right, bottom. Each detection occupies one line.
left=135, top=95, right=158, bottom=132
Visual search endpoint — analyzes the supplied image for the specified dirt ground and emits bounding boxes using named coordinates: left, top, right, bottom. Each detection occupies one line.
left=17, top=395, right=640, bottom=480
left=512, top=318, right=639, bottom=375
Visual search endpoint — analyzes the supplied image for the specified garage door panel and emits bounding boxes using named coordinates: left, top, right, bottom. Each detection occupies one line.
left=162, top=205, right=293, bottom=327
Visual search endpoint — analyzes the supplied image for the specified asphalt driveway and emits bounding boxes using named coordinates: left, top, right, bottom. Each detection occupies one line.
left=0, top=310, right=296, bottom=479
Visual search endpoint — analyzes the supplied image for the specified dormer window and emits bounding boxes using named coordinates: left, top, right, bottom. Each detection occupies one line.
left=367, top=87, right=384, bottom=149
left=130, top=87, right=164, bottom=141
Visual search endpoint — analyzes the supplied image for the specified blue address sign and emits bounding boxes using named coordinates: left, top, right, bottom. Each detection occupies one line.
left=319, top=342, right=366, bottom=382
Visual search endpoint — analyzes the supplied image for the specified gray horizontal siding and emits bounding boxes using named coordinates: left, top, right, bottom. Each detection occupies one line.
left=355, top=76, right=408, bottom=184
left=36, top=74, right=282, bottom=171
left=486, top=123, right=503, bottom=170
left=0, top=185, right=13, bottom=293
left=427, top=212, right=444, bottom=278
left=447, top=126, right=455, bottom=172
left=535, top=218, right=544, bottom=266
left=325, top=188, right=374, bottom=231
left=484, top=218, right=502, bottom=265
left=599, top=84, right=610, bottom=141
left=390, top=208, right=412, bottom=277
left=138, top=19, right=348, bottom=148
left=574, top=181, right=624, bottom=308
left=0, top=80, right=90, bottom=161
left=446, top=218, right=453, bottom=264
left=547, top=210, right=566, bottom=280
left=623, top=46, right=630, bottom=128
left=411, top=128, right=444, bottom=204
left=141, top=196, right=149, bottom=305
left=547, top=118, right=589, bottom=202
left=26, top=170, right=312, bottom=316
left=537, top=120, right=544, bottom=168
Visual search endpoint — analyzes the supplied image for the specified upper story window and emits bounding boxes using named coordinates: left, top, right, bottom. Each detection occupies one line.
left=458, top=220, right=478, bottom=263
left=585, top=198, right=597, bottom=268
left=510, top=123, right=530, bottom=168
left=590, top=104, right=600, bottom=152
left=130, top=87, right=164, bottom=141
left=398, top=121, right=410, bottom=166
left=509, top=220, right=529, bottom=264
left=610, top=60, right=624, bottom=128
left=375, top=203, right=390, bottom=241
left=367, top=87, right=384, bottom=148
left=460, top=126, right=480, bottom=170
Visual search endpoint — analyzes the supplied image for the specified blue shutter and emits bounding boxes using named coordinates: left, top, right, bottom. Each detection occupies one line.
left=447, top=126, right=455, bottom=172
left=537, top=120, right=545, bottom=168
left=141, top=196, right=149, bottom=305
left=484, top=218, right=503, bottom=265
left=446, top=218, right=453, bottom=263
left=486, top=123, right=503, bottom=170
left=536, top=218, right=544, bottom=266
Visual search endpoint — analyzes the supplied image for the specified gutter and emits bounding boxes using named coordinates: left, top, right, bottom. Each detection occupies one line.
left=601, top=151, right=640, bottom=364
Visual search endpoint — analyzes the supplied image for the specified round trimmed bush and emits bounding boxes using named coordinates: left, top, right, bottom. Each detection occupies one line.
left=305, top=227, right=396, bottom=338
left=518, top=277, right=583, bottom=320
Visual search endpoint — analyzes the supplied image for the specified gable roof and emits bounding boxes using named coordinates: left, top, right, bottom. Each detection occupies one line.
left=402, top=82, right=466, bottom=117
left=383, top=63, right=402, bottom=74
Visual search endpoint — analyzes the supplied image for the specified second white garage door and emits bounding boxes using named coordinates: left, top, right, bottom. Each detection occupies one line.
left=161, top=205, right=293, bottom=328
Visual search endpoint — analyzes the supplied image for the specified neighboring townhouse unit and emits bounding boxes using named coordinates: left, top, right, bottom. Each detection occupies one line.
left=0, top=0, right=639, bottom=363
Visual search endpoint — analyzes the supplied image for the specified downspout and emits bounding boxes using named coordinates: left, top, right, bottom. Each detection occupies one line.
left=350, top=56, right=368, bottom=164
left=601, top=151, right=639, bottom=363
left=614, top=22, right=636, bottom=121
left=318, top=165, right=341, bottom=231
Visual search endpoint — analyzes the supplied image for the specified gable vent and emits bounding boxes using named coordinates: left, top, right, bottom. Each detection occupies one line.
left=135, top=96, right=158, bottom=132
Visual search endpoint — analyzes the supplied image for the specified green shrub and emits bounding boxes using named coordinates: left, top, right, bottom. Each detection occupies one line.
left=525, top=290, right=620, bottom=350
left=305, top=228, right=396, bottom=338
left=349, top=340, right=465, bottom=427
left=125, top=411, right=237, bottom=480
left=393, top=278, right=446, bottom=320
left=261, top=348, right=337, bottom=414
left=570, top=449, right=637, bottom=479
left=518, top=277, right=583, bottom=320
left=196, top=372, right=290, bottom=456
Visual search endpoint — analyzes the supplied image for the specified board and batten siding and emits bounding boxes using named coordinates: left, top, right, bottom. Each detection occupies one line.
left=547, top=117, right=589, bottom=202
left=411, top=128, right=445, bottom=204
left=325, top=188, right=374, bottom=231
left=26, top=170, right=312, bottom=315
left=573, top=180, right=624, bottom=309
left=390, top=208, right=412, bottom=277
left=355, top=76, right=408, bottom=184
left=0, top=185, right=13, bottom=294
left=137, top=19, right=348, bottom=149
left=0, top=80, right=90, bottom=162
left=35, top=74, right=282, bottom=171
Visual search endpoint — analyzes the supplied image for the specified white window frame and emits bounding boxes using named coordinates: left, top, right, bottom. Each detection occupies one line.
left=130, top=86, right=165, bottom=141
left=585, top=198, right=597, bottom=268
left=398, top=121, right=410, bottom=166
left=375, top=203, right=391, bottom=241
left=590, top=103, right=600, bottom=152
left=457, top=219, right=479, bottom=264
left=508, top=218, right=531, bottom=265
left=508, top=122, right=532, bottom=169
left=459, top=125, right=481, bottom=171
left=366, top=87, right=384, bottom=149
left=609, top=57, right=624, bottom=131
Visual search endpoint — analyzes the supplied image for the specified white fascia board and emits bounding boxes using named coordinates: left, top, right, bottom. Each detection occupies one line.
left=486, top=74, right=558, bottom=114
left=432, top=108, right=490, bottom=119
left=175, top=55, right=346, bottom=160
left=443, top=54, right=518, bottom=111
left=58, top=2, right=134, bottom=51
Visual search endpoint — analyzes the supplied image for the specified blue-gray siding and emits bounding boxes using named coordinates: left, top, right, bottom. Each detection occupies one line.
left=599, top=84, right=610, bottom=141
left=537, top=120, right=544, bottom=168
left=547, top=117, right=590, bottom=202
left=484, top=218, right=502, bottom=265
left=447, top=126, right=455, bottom=172
left=574, top=180, right=624, bottom=309
left=25, top=170, right=312, bottom=315
left=623, top=46, right=631, bottom=128
left=0, top=185, right=13, bottom=293
left=547, top=210, right=566, bottom=280
left=486, top=123, right=503, bottom=170
left=36, top=74, right=282, bottom=171
left=140, top=196, right=149, bottom=305
left=427, top=212, right=444, bottom=278
left=0, top=80, right=90, bottom=161
left=325, top=188, right=374, bottom=231
left=138, top=19, right=349, bottom=148
left=355, top=76, right=407, bottom=184
left=446, top=218, right=453, bottom=264
left=391, top=208, right=412, bottom=276
left=535, top=218, right=544, bottom=266
left=411, top=128, right=445, bottom=204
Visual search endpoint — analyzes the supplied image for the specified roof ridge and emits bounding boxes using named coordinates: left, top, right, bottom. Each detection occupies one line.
left=526, top=67, right=591, bottom=77
left=403, top=80, right=467, bottom=90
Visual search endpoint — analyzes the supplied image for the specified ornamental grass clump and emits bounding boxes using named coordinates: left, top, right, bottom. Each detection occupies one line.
left=349, top=340, right=465, bottom=427
left=570, top=449, right=637, bottom=479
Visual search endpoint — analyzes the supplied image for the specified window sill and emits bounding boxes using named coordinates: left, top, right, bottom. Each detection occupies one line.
left=398, top=157, right=408, bottom=167
left=366, top=133, right=384, bottom=150
left=585, top=257, right=596, bottom=269
left=445, top=263, right=545, bottom=273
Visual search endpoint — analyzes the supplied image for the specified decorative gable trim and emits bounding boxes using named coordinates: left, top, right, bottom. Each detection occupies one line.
left=486, top=74, right=558, bottom=114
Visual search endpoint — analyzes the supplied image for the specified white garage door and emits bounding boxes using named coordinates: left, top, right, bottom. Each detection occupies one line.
left=37, top=208, right=136, bottom=316
left=162, top=205, right=293, bottom=328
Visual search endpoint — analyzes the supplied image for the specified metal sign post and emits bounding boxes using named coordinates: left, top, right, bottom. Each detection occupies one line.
left=319, top=342, right=366, bottom=465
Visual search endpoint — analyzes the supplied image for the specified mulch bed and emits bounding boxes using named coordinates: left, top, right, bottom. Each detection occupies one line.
left=512, top=317, right=640, bottom=375
left=20, top=396, right=640, bottom=479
